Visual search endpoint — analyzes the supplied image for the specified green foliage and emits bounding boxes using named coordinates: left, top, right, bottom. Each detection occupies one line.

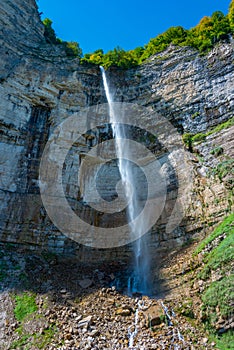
left=182, top=117, right=234, bottom=149
left=175, top=299, right=195, bottom=319
left=207, top=116, right=234, bottom=134
left=10, top=326, right=56, bottom=350
left=42, top=18, right=82, bottom=58
left=199, top=233, right=234, bottom=279
left=10, top=333, right=31, bottom=349
left=43, top=18, right=57, bottom=44
left=202, top=275, right=234, bottom=323
left=81, top=46, right=138, bottom=69
left=14, top=292, right=38, bottom=322
left=61, top=41, right=82, bottom=57
left=43, top=3, right=233, bottom=68
left=194, top=213, right=234, bottom=254
left=229, top=0, right=234, bottom=33
left=140, top=26, right=188, bottom=62
left=211, top=159, right=234, bottom=181
left=11, top=292, right=56, bottom=349
left=182, top=132, right=206, bottom=148
left=183, top=11, right=231, bottom=54
left=179, top=10, right=227, bottom=54
left=210, top=146, right=224, bottom=157
left=31, top=327, right=57, bottom=349
left=192, top=133, right=207, bottom=143
left=195, top=213, right=234, bottom=348
left=213, top=330, right=234, bottom=350
left=182, top=133, right=193, bottom=150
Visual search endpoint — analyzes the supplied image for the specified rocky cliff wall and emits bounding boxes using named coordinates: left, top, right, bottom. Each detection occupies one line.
left=109, top=43, right=233, bottom=134
left=0, top=0, right=233, bottom=261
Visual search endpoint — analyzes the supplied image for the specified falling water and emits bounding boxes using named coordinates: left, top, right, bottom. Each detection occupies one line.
left=100, top=67, right=188, bottom=350
left=100, top=66, right=150, bottom=295
left=161, top=301, right=185, bottom=349
left=128, top=299, right=144, bottom=348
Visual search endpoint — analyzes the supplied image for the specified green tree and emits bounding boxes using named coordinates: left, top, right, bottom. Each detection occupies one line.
left=97, top=47, right=138, bottom=69
left=211, top=11, right=231, bottom=42
left=42, top=18, right=82, bottom=58
left=163, top=26, right=188, bottom=45
left=80, top=3, right=233, bottom=67
left=229, top=0, right=234, bottom=33
left=62, top=41, right=82, bottom=58
left=43, top=18, right=57, bottom=44
left=131, top=46, right=145, bottom=61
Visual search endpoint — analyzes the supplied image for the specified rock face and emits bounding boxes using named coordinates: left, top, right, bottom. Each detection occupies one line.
left=0, top=0, right=233, bottom=261
left=110, top=44, right=233, bottom=134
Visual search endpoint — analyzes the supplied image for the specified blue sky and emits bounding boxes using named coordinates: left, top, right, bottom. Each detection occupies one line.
left=37, top=0, right=231, bottom=54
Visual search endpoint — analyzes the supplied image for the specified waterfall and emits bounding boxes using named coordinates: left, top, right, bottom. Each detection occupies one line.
left=100, top=66, right=150, bottom=295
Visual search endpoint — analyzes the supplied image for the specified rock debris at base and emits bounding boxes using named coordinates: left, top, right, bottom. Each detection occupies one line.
left=0, top=247, right=217, bottom=350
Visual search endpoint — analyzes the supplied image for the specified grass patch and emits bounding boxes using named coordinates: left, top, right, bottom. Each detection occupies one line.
left=194, top=213, right=234, bottom=255
left=10, top=334, right=31, bottom=349
left=10, top=326, right=56, bottom=350
left=32, top=327, right=57, bottom=349
left=14, top=292, right=38, bottom=322
left=182, top=116, right=234, bottom=148
left=11, top=294, right=56, bottom=349
left=212, top=330, right=234, bottom=350
left=194, top=214, right=234, bottom=348
left=210, top=146, right=223, bottom=157
left=175, top=299, right=195, bottom=319
left=202, top=275, right=234, bottom=325
left=199, top=233, right=234, bottom=279
left=207, top=117, right=234, bottom=135
left=211, top=159, right=234, bottom=182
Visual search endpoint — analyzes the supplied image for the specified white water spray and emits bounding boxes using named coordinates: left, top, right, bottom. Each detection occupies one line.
left=161, top=301, right=185, bottom=348
left=100, top=66, right=150, bottom=294
left=128, top=299, right=143, bottom=348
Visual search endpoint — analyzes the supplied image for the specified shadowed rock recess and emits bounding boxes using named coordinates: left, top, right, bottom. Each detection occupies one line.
left=0, top=0, right=233, bottom=265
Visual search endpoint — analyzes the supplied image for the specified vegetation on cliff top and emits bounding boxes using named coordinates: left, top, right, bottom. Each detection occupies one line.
left=42, top=1, right=234, bottom=68
left=43, top=18, right=83, bottom=58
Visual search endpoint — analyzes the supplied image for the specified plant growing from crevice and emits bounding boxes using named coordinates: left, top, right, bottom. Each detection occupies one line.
left=182, top=117, right=234, bottom=151
left=194, top=213, right=234, bottom=254
left=211, top=159, right=234, bottom=182
left=210, top=146, right=224, bottom=157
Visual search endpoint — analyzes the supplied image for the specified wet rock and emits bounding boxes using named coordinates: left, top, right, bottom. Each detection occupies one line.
left=109, top=273, right=115, bottom=280
left=89, top=329, right=100, bottom=337
left=60, top=289, right=67, bottom=294
left=77, top=315, right=93, bottom=328
left=144, top=304, right=163, bottom=327
left=115, top=308, right=132, bottom=316
left=78, top=279, right=93, bottom=289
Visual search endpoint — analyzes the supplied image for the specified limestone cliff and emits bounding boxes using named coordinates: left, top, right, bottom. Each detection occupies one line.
left=0, top=0, right=233, bottom=260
